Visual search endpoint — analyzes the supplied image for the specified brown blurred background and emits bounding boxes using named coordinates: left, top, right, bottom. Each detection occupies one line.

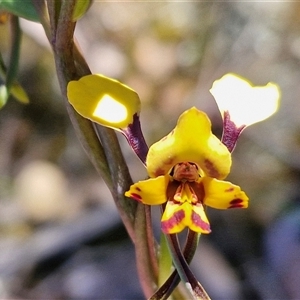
left=0, top=2, right=300, bottom=299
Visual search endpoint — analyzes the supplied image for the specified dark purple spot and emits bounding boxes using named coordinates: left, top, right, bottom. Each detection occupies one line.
left=228, top=199, right=245, bottom=209
left=161, top=210, right=185, bottom=233
left=191, top=211, right=211, bottom=232
left=130, top=193, right=142, bottom=202
left=204, top=159, right=220, bottom=178
left=230, top=198, right=243, bottom=204
left=135, top=187, right=141, bottom=192
left=228, top=204, right=245, bottom=209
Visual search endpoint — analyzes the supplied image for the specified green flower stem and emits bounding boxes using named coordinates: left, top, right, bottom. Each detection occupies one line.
left=134, top=203, right=158, bottom=297
left=158, top=233, right=173, bottom=288
left=44, top=0, right=137, bottom=227
left=32, top=1, right=114, bottom=195
left=68, top=107, right=113, bottom=189
left=94, top=124, right=137, bottom=241
left=32, top=0, right=51, bottom=39
left=47, top=0, right=60, bottom=32
left=6, top=15, right=21, bottom=92
left=33, top=1, right=159, bottom=297
left=145, top=204, right=159, bottom=279
left=73, top=30, right=160, bottom=294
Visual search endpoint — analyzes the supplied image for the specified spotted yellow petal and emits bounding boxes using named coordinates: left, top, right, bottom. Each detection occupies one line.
left=202, top=177, right=249, bottom=209
left=125, top=175, right=169, bottom=205
left=146, top=107, right=231, bottom=180
left=189, top=203, right=211, bottom=233
left=67, top=74, right=141, bottom=130
left=161, top=201, right=187, bottom=234
left=161, top=201, right=211, bottom=234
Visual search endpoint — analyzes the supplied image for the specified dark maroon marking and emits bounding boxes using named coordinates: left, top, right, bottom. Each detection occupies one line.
left=191, top=211, right=211, bottom=232
left=225, top=187, right=234, bottom=192
left=166, top=180, right=180, bottom=201
left=161, top=209, right=185, bottom=233
left=221, top=111, right=246, bottom=153
left=229, top=198, right=243, bottom=204
left=130, top=193, right=142, bottom=202
left=189, top=181, right=205, bottom=203
left=123, top=113, right=149, bottom=165
left=228, top=203, right=245, bottom=209
left=135, top=187, right=141, bottom=192
left=204, top=159, right=220, bottom=178
left=165, top=157, right=175, bottom=166
left=154, top=157, right=175, bottom=177
left=154, top=168, right=165, bottom=177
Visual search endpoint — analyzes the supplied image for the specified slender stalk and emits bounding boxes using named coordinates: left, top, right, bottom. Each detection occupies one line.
left=145, top=205, right=159, bottom=279
left=158, top=233, right=173, bottom=288
left=33, top=1, right=158, bottom=297
left=6, top=15, right=21, bottom=92
left=94, top=124, right=137, bottom=241
left=35, top=0, right=113, bottom=189
left=151, top=230, right=200, bottom=300
left=134, top=204, right=157, bottom=297
left=32, top=0, right=51, bottom=40
left=165, top=234, right=210, bottom=300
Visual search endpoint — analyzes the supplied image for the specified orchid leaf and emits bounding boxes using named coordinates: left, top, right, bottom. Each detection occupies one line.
left=0, top=0, right=40, bottom=22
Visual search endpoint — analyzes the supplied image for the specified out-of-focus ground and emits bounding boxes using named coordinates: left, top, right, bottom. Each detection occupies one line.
left=1, top=2, right=300, bottom=299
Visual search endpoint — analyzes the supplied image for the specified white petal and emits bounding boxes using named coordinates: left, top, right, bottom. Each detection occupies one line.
left=210, top=73, right=280, bottom=127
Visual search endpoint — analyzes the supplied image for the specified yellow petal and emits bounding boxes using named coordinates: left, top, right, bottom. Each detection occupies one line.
left=67, top=74, right=141, bottom=130
left=161, top=201, right=211, bottom=234
left=189, top=203, right=211, bottom=233
left=202, top=177, right=249, bottom=209
left=125, top=175, right=169, bottom=205
left=146, top=107, right=231, bottom=180
left=210, top=73, right=280, bottom=127
left=161, top=201, right=187, bottom=234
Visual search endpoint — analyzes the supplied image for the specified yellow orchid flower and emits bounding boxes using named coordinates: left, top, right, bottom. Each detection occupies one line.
left=125, top=107, right=248, bottom=234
